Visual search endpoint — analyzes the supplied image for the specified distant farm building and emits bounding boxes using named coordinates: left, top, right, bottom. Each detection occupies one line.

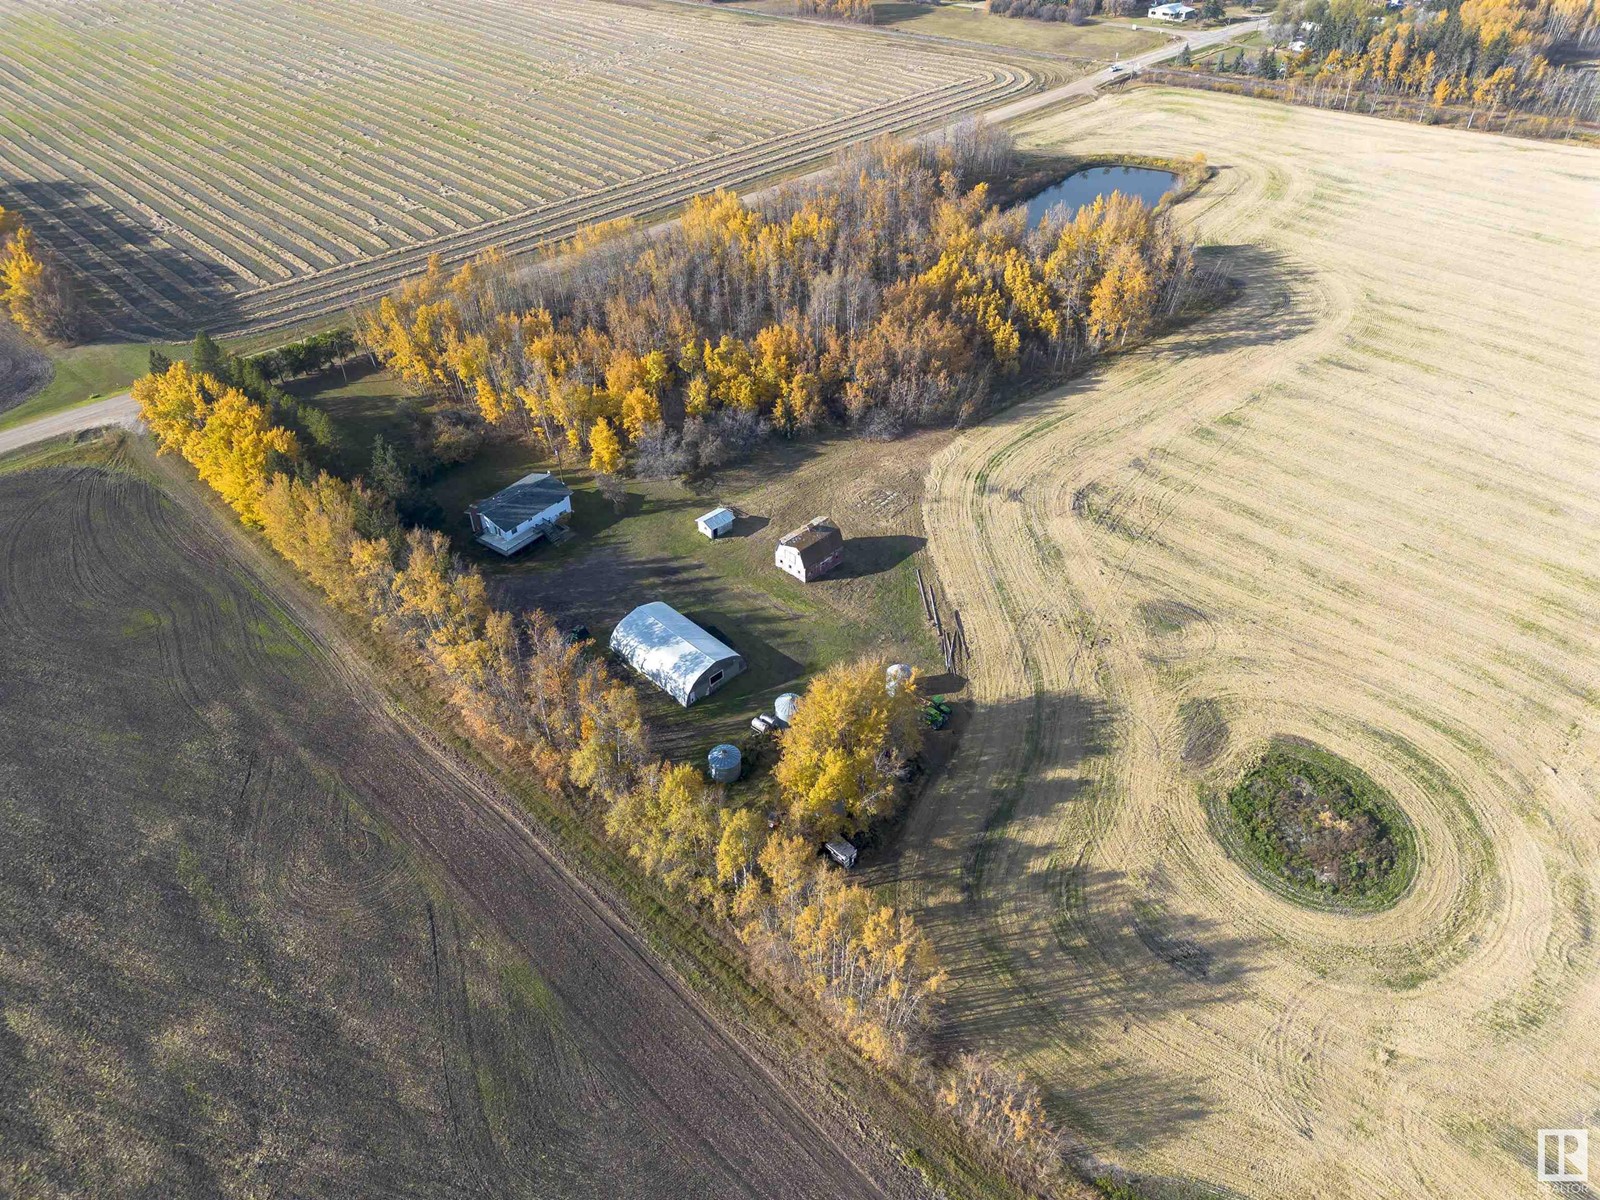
left=1148, top=2, right=1198, bottom=19
left=825, top=839, right=859, bottom=869
left=775, top=517, right=843, bottom=583
left=696, top=506, right=736, bottom=539
left=610, top=602, right=746, bottom=707
left=469, top=472, right=573, bottom=556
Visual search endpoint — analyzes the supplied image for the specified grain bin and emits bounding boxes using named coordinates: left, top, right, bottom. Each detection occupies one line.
left=707, top=743, right=742, bottom=783
left=774, top=692, right=802, bottom=726
left=886, top=663, right=914, bottom=694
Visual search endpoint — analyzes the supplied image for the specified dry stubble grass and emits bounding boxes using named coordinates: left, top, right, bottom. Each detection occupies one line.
left=895, top=88, right=1600, bottom=1199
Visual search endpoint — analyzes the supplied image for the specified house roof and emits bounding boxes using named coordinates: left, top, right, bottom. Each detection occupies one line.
left=779, top=518, right=843, bottom=567
left=476, top=472, right=571, bottom=529
left=610, top=602, right=742, bottom=705
left=697, top=506, right=736, bottom=529
left=1150, top=2, right=1196, bottom=11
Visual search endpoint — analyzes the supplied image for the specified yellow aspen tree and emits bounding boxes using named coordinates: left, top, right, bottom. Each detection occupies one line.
left=774, top=659, right=923, bottom=837
left=619, top=386, right=663, bottom=442
left=180, top=386, right=299, bottom=526
left=0, top=225, right=75, bottom=342
left=716, top=808, right=768, bottom=890
left=588, top=416, right=624, bottom=475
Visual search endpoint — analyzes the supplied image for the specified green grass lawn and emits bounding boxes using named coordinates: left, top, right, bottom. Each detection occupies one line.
left=283, top=361, right=420, bottom=477
left=0, top=339, right=186, bottom=432
left=295, top=368, right=943, bottom=760
left=428, top=442, right=937, bottom=758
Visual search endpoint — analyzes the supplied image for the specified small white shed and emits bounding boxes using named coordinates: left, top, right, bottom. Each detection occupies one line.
left=696, top=507, right=736, bottom=539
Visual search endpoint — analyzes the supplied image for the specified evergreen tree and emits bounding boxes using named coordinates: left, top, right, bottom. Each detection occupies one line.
left=368, top=433, right=411, bottom=504
left=192, top=330, right=225, bottom=380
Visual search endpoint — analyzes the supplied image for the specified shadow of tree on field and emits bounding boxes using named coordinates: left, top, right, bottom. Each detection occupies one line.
left=888, top=687, right=1268, bottom=1152
left=0, top=179, right=242, bottom=340
left=968, top=241, right=1325, bottom=447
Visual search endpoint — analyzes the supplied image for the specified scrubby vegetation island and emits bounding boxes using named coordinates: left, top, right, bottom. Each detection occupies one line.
left=1221, top=741, right=1417, bottom=908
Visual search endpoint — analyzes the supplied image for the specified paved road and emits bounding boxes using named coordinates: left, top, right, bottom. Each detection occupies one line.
left=0, top=392, right=138, bottom=457
left=987, top=16, right=1267, bottom=121
left=0, top=17, right=1260, bottom=460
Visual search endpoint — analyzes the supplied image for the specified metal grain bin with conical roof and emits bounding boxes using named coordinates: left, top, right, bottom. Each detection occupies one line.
left=707, top=743, right=742, bottom=784
left=773, top=693, right=801, bottom=726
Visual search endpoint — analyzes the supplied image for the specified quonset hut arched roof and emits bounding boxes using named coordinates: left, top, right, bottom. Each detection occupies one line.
left=609, top=602, right=746, bottom=707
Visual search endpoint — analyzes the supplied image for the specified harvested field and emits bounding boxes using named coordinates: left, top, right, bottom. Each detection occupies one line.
left=0, top=443, right=899, bottom=1199
left=0, top=0, right=1028, bottom=338
left=895, top=89, right=1600, bottom=1199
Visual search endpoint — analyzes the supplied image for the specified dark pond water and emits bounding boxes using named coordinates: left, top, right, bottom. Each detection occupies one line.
left=1024, top=165, right=1179, bottom=228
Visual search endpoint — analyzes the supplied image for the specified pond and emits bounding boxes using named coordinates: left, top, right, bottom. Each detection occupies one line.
left=1024, top=165, right=1179, bottom=228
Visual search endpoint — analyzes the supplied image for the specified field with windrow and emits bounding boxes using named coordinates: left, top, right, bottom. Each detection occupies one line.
left=0, top=442, right=893, bottom=1200
left=894, top=90, right=1600, bottom=1198
left=0, top=0, right=1027, bottom=339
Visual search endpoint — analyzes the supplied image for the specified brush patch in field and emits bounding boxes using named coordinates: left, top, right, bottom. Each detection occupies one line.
left=1178, top=697, right=1229, bottom=768
left=1137, top=599, right=1216, bottom=663
left=1215, top=741, right=1417, bottom=911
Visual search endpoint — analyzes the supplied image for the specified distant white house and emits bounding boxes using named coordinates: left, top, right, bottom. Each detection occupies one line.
left=1288, top=38, right=1308, bottom=52
left=468, top=471, right=573, bottom=556
left=696, top=506, right=736, bottom=539
left=1148, top=3, right=1198, bottom=21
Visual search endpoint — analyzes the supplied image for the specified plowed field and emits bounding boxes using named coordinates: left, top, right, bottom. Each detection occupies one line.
left=895, top=89, right=1600, bottom=1199
left=0, top=0, right=1027, bottom=337
left=0, top=450, right=893, bottom=1199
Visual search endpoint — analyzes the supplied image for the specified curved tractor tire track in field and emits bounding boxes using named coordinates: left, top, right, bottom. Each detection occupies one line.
left=898, top=89, right=1600, bottom=1200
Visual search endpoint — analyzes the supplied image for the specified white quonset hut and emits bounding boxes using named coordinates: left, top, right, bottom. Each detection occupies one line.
left=610, top=602, right=746, bottom=707
left=696, top=506, right=736, bottom=539
left=469, top=472, right=572, bottom=556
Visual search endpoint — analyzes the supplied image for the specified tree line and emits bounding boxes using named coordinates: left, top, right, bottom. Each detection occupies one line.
left=1240, top=0, right=1600, bottom=116
left=357, top=127, right=1196, bottom=479
left=0, top=204, right=78, bottom=344
left=794, top=0, right=878, bottom=20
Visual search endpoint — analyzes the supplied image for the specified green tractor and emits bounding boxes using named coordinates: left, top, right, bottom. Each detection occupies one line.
left=922, top=696, right=953, bottom=730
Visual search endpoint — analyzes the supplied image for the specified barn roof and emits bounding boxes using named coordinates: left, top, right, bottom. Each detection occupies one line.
left=779, top=518, right=843, bottom=567
left=477, top=472, right=571, bottom=528
left=610, top=602, right=741, bottom=705
left=697, top=506, right=736, bottom=530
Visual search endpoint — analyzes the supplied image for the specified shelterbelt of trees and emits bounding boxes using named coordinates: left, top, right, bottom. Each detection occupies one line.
left=1263, top=0, right=1600, bottom=115
left=0, top=204, right=77, bottom=343
left=358, top=128, right=1197, bottom=476
left=130, top=351, right=951, bottom=1067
